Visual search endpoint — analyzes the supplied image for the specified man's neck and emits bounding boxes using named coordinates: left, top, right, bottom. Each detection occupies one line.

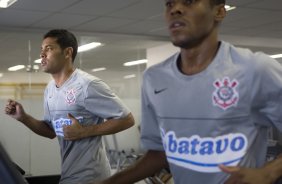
left=178, top=40, right=220, bottom=75
left=53, top=67, right=75, bottom=88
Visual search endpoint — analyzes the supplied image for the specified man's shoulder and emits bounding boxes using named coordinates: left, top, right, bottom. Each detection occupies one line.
left=222, top=41, right=254, bottom=59
left=224, top=41, right=281, bottom=76
left=144, top=53, right=179, bottom=75
left=224, top=41, right=267, bottom=59
left=224, top=41, right=272, bottom=65
left=75, top=69, right=102, bottom=83
left=45, top=80, right=55, bottom=90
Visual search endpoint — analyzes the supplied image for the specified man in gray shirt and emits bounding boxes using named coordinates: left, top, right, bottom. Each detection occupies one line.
left=96, top=0, right=282, bottom=184
left=5, top=29, right=135, bottom=184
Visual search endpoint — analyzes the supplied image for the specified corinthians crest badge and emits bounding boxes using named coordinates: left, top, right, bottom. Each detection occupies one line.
left=65, top=89, right=76, bottom=105
left=212, top=77, right=239, bottom=110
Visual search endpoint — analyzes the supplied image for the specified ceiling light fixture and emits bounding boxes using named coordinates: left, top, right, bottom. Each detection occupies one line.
left=78, top=42, right=102, bottom=53
left=26, top=65, right=39, bottom=72
left=8, top=65, right=25, bottom=71
left=33, top=42, right=102, bottom=64
left=92, top=67, right=106, bottom=72
left=270, top=54, right=282, bottom=59
left=123, top=59, right=148, bottom=66
left=33, top=65, right=39, bottom=70
left=34, top=59, right=41, bottom=64
left=0, top=73, right=3, bottom=78
left=124, top=74, right=136, bottom=79
left=225, top=5, right=236, bottom=11
left=0, top=0, right=17, bottom=8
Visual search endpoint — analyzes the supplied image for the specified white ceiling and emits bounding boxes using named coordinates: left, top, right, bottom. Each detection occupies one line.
left=0, top=0, right=282, bottom=83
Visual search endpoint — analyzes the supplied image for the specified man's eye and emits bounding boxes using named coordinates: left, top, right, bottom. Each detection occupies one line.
left=165, top=0, right=173, bottom=7
left=183, top=0, right=196, bottom=5
left=165, top=0, right=196, bottom=7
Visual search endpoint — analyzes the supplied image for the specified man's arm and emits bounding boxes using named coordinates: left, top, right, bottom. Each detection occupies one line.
left=63, top=113, right=134, bottom=140
left=220, top=155, right=282, bottom=184
left=5, top=99, right=56, bottom=139
left=18, top=113, right=56, bottom=139
left=96, top=150, right=168, bottom=184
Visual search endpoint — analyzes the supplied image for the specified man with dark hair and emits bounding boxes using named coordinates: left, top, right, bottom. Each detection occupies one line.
left=95, top=0, right=282, bottom=183
left=43, top=29, right=78, bottom=62
left=5, top=29, right=135, bottom=184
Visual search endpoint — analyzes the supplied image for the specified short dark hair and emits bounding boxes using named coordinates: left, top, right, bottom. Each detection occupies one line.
left=214, top=0, right=225, bottom=5
left=43, top=29, right=78, bottom=62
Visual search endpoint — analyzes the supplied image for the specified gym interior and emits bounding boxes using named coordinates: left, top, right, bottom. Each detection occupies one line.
left=1, top=0, right=282, bottom=184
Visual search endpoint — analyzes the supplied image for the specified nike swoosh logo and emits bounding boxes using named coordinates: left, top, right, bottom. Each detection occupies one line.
left=154, top=88, right=167, bottom=94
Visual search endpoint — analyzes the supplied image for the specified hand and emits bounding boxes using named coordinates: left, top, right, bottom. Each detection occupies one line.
left=63, top=113, right=85, bottom=140
left=5, top=99, right=26, bottom=121
left=219, top=164, right=275, bottom=184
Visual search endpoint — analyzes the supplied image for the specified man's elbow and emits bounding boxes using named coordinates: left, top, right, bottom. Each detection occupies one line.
left=48, top=134, right=56, bottom=139
left=124, top=113, right=135, bottom=129
left=45, top=131, right=56, bottom=139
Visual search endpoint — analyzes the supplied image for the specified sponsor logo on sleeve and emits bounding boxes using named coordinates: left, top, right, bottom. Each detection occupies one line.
left=161, top=130, right=248, bottom=173
left=212, top=77, right=239, bottom=110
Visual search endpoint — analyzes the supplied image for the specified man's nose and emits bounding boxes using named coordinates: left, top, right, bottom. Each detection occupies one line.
left=170, top=1, right=184, bottom=16
left=40, top=51, right=46, bottom=58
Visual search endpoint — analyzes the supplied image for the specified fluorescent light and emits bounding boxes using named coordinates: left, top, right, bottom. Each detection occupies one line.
left=26, top=65, right=39, bottom=72
left=33, top=43, right=101, bottom=62
left=124, top=74, right=136, bottom=79
left=270, top=54, right=282, bottom=59
left=0, top=0, right=17, bottom=8
left=92, top=67, right=106, bottom=72
left=123, top=59, right=148, bottom=66
left=33, top=65, right=39, bottom=70
left=225, top=5, right=236, bottom=11
left=0, top=73, right=3, bottom=77
left=78, top=42, right=101, bottom=53
left=8, top=65, right=25, bottom=71
left=34, top=59, right=41, bottom=64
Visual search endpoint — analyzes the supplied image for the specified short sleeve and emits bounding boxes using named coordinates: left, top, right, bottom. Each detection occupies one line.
left=43, top=85, right=53, bottom=128
left=140, top=72, right=164, bottom=151
left=84, top=79, right=130, bottom=119
left=252, top=53, right=282, bottom=131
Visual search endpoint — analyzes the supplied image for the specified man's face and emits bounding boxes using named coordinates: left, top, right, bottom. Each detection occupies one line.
left=40, top=37, right=67, bottom=74
left=164, top=0, right=219, bottom=48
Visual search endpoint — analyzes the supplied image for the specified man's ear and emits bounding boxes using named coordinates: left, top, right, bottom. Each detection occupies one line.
left=64, top=47, right=73, bottom=60
left=214, top=4, right=226, bottom=22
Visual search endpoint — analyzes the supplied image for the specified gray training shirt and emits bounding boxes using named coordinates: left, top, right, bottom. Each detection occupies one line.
left=43, top=69, right=130, bottom=184
left=141, top=41, right=282, bottom=184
